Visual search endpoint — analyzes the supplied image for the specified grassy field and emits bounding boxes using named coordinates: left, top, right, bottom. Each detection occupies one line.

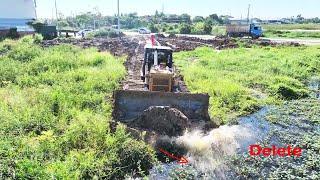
left=0, top=36, right=156, bottom=179
left=263, top=30, right=320, bottom=39
left=174, top=46, right=320, bottom=124
left=262, top=23, right=320, bottom=31
left=262, top=24, right=320, bottom=39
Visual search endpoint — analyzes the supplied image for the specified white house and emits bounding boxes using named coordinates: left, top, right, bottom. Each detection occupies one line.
left=0, top=0, right=36, bottom=32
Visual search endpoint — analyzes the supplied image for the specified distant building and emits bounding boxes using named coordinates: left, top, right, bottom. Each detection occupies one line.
left=0, top=0, right=36, bottom=33
left=260, top=19, right=289, bottom=24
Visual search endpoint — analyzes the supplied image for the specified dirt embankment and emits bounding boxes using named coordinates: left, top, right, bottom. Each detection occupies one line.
left=157, top=35, right=301, bottom=52
left=121, top=36, right=146, bottom=91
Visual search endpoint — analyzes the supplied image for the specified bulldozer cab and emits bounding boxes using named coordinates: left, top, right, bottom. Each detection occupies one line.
left=141, top=45, right=175, bottom=92
left=142, top=45, right=173, bottom=73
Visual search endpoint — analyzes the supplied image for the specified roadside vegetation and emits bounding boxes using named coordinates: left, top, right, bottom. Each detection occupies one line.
left=88, top=28, right=125, bottom=38
left=0, top=36, right=156, bottom=179
left=262, top=24, right=320, bottom=39
left=174, top=46, right=320, bottom=124
left=262, top=23, right=320, bottom=31
left=263, top=30, right=320, bottom=39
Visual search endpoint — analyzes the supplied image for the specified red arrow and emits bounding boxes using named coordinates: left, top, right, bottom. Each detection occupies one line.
left=159, top=148, right=189, bottom=164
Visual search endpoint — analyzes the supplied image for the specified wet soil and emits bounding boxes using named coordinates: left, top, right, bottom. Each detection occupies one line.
left=131, top=106, right=191, bottom=137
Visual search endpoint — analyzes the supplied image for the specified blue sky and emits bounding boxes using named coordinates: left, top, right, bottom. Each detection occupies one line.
left=36, top=0, right=319, bottom=19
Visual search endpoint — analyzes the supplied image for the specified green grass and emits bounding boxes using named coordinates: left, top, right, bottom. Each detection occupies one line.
left=263, top=30, right=320, bottom=39
left=0, top=36, right=156, bottom=179
left=262, top=23, right=320, bottom=31
left=174, top=46, right=320, bottom=124
left=262, top=24, right=320, bottom=39
left=211, top=26, right=226, bottom=36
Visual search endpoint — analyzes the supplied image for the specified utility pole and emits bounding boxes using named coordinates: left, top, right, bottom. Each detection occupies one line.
left=55, top=0, right=58, bottom=20
left=162, top=3, right=164, bottom=14
left=117, top=0, right=120, bottom=36
left=33, top=0, right=38, bottom=19
left=247, top=4, right=251, bottom=24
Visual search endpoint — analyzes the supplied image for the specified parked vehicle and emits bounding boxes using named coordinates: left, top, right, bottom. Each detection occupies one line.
left=138, top=28, right=151, bottom=34
left=226, top=23, right=263, bottom=39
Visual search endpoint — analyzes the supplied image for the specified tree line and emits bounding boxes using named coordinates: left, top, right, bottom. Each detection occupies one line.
left=41, top=11, right=320, bottom=35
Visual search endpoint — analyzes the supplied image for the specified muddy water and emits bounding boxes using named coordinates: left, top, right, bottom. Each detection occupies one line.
left=149, top=99, right=320, bottom=179
left=309, top=77, right=320, bottom=99
left=149, top=108, right=278, bottom=179
left=147, top=79, right=320, bottom=179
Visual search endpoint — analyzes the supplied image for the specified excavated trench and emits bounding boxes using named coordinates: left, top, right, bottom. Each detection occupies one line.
left=110, top=35, right=218, bottom=166
left=115, top=35, right=203, bottom=134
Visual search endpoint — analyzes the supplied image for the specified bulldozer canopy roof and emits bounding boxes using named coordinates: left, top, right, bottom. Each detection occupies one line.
left=144, top=44, right=172, bottom=51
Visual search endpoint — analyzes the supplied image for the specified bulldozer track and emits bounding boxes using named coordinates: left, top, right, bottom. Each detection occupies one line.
left=122, top=37, right=146, bottom=91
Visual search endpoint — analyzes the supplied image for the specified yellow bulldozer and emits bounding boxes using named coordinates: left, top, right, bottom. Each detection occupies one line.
left=141, top=44, right=175, bottom=92
left=113, top=36, right=210, bottom=123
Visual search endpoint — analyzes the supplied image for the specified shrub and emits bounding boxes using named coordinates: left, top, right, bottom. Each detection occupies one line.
left=179, top=23, right=192, bottom=34
left=7, top=28, right=19, bottom=39
left=274, top=83, right=309, bottom=100
left=90, top=28, right=124, bottom=38
left=191, top=22, right=205, bottom=34
left=203, top=22, right=212, bottom=34
left=33, top=34, right=43, bottom=44
left=148, top=23, right=159, bottom=33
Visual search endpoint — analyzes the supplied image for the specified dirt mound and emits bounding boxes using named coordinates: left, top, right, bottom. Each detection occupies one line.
left=132, top=106, right=191, bottom=137
left=168, top=33, right=177, bottom=38
left=158, top=36, right=238, bottom=52
left=158, top=36, right=301, bottom=52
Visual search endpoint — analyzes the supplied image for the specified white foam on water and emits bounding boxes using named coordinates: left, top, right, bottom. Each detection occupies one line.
left=175, top=124, right=256, bottom=175
left=150, top=108, right=272, bottom=179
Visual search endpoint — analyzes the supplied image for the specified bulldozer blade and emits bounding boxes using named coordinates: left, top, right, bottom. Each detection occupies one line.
left=113, top=90, right=210, bottom=122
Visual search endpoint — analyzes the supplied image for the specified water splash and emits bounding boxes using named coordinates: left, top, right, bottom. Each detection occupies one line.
left=150, top=108, right=273, bottom=179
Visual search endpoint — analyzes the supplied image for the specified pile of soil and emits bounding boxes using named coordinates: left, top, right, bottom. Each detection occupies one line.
left=158, top=36, right=238, bottom=52
left=158, top=36, right=301, bottom=52
left=131, top=106, right=192, bottom=137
